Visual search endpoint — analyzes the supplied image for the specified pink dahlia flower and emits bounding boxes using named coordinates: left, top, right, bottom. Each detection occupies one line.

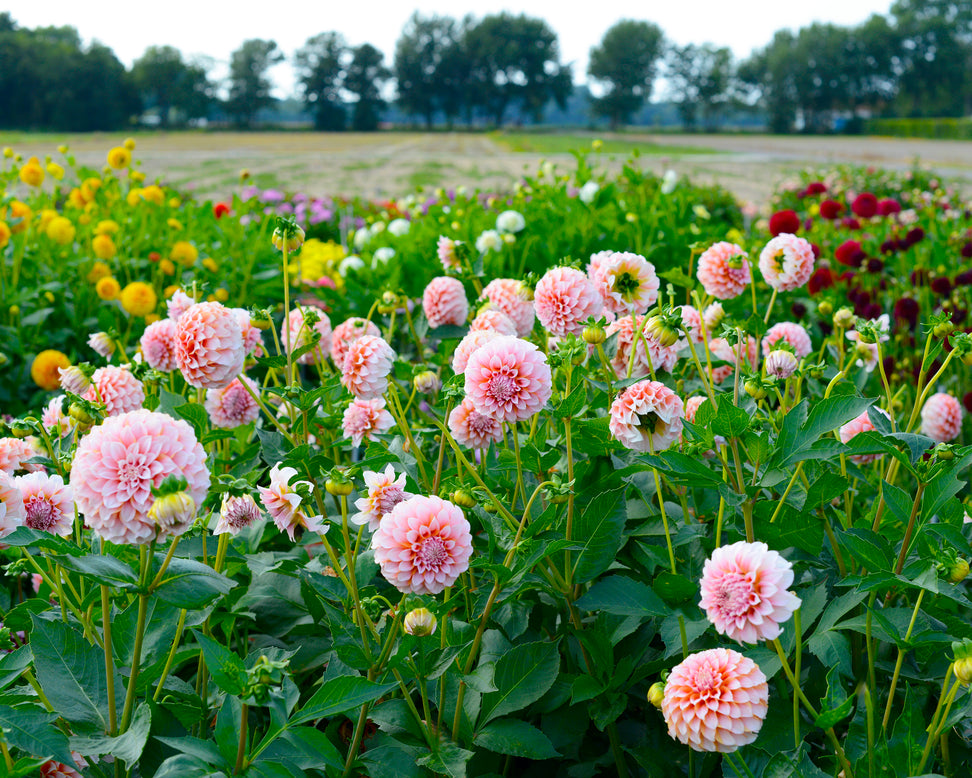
left=762, top=322, right=812, bottom=359
left=920, top=393, right=964, bottom=443
left=84, top=365, right=145, bottom=416
left=330, top=317, right=381, bottom=369
left=40, top=752, right=87, bottom=778
left=609, top=380, right=684, bottom=452
left=234, top=308, right=265, bottom=357
left=166, top=289, right=196, bottom=321
left=423, top=277, right=469, bottom=329
left=662, top=648, right=768, bottom=753
left=699, top=540, right=801, bottom=643
left=839, top=408, right=889, bottom=464
left=258, top=464, right=325, bottom=541
left=42, top=395, right=72, bottom=438
left=371, top=495, right=473, bottom=595
left=605, top=316, right=681, bottom=379
left=437, top=236, right=460, bottom=271
left=448, top=396, right=504, bottom=449
left=0, top=471, right=25, bottom=538
left=765, top=350, right=798, bottom=380
left=684, top=396, right=708, bottom=424
left=710, top=336, right=759, bottom=372
left=71, top=410, right=210, bottom=545
left=464, top=336, right=552, bottom=423
left=140, top=318, right=179, bottom=372
left=703, top=302, right=725, bottom=334
left=341, top=335, right=396, bottom=399
left=471, top=309, right=517, bottom=336
left=15, top=472, right=74, bottom=537
left=351, top=464, right=411, bottom=532
left=452, top=329, right=499, bottom=375
left=343, top=398, right=395, bottom=447
left=696, top=242, right=751, bottom=300
left=204, top=376, right=260, bottom=428
left=0, top=438, right=43, bottom=475
left=679, top=305, right=704, bottom=344
left=281, top=306, right=332, bottom=365
left=175, top=302, right=245, bottom=390
left=587, top=250, right=659, bottom=315
left=534, top=266, right=602, bottom=337
left=88, top=332, right=115, bottom=359
left=58, top=366, right=91, bottom=395
left=759, top=234, right=815, bottom=292
left=483, top=278, right=535, bottom=337
left=214, top=493, right=262, bottom=536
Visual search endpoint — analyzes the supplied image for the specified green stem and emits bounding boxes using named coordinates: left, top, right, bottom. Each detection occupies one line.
left=102, top=583, right=118, bottom=735
left=153, top=609, right=187, bottom=701
left=234, top=703, right=249, bottom=775
left=894, top=482, right=926, bottom=575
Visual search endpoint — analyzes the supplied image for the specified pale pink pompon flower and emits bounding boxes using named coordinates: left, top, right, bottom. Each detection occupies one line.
left=587, top=250, right=659, bottom=315
left=464, top=336, right=552, bottom=423
left=920, top=392, right=964, bottom=443
left=343, top=398, right=395, bottom=447
left=281, top=306, right=332, bottom=365
left=15, top=472, right=74, bottom=537
left=696, top=242, right=751, bottom=300
left=606, top=316, right=681, bottom=378
left=448, top=396, right=504, bottom=449
left=699, top=540, right=801, bottom=643
left=839, top=408, right=890, bottom=464
left=759, top=234, right=815, bottom=292
left=762, top=322, right=812, bottom=359
left=0, top=437, right=43, bottom=476
left=341, top=335, right=396, bottom=399
left=470, top=309, right=517, bottom=336
left=140, top=318, right=179, bottom=372
left=351, top=464, right=411, bottom=532
left=258, top=464, right=325, bottom=541
left=166, top=289, right=196, bottom=321
left=371, top=495, right=473, bottom=595
left=452, top=330, right=499, bottom=375
left=609, top=380, right=684, bottom=453
left=214, top=494, right=262, bottom=536
left=204, top=376, right=260, bottom=428
left=234, top=308, right=265, bottom=358
left=71, top=410, right=210, bottom=545
left=0, top=471, right=25, bottom=539
left=331, top=317, right=381, bottom=369
left=175, top=302, right=245, bottom=390
left=662, top=648, right=768, bottom=753
left=84, top=365, right=145, bottom=416
left=482, top=278, right=535, bottom=337
left=423, top=276, right=469, bottom=329
left=534, top=266, right=602, bottom=337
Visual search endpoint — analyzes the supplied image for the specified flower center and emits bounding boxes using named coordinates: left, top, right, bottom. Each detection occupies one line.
left=637, top=411, right=662, bottom=435
left=714, top=572, right=759, bottom=619
left=691, top=665, right=723, bottom=698
left=614, top=271, right=641, bottom=299
left=487, top=374, right=518, bottom=403
left=223, top=388, right=249, bottom=418
left=415, top=536, right=448, bottom=572
left=25, top=496, right=57, bottom=531
left=118, top=457, right=148, bottom=490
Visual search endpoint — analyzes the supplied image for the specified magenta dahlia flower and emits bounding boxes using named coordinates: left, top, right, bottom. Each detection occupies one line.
left=609, top=380, right=683, bottom=452
left=464, top=336, right=552, bottom=423
left=175, top=302, right=245, bottom=390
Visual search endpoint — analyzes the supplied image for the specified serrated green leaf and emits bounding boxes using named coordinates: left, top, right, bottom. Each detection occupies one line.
left=575, top=575, right=670, bottom=617
left=154, top=557, right=236, bottom=609
left=478, top=641, right=560, bottom=726
left=0, top=704, right=74, bottom=765
left=70, top=703, right=151, bottom=768
left=474, top=718, right=559, bottom=759
left=193, top=632, right=246, bottom=696
left=573, top=489, right=626, bottom=583
left=293, top=676, right=398, bottom=725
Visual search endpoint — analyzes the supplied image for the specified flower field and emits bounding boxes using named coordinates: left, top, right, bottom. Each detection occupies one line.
left=0, top=138, right=970, bottom=777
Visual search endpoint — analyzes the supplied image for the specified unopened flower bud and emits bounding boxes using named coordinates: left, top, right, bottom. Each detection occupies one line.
left=582, top=324, right=606, bottom=345
left=414, top=371, right=441, bottom=394
left=451, top=489, right=476, bottom=509
left=148, top=491, right=196, bottom=537
left=948, top=558, right=969, bottom=584
left=817, top=301, right=833, bottom=317
left=325, top=470, right=353, bottom=496
left=68, top=403, right=95, bottom=425
left=403, top=607, right=437, bottom=636
left=744, top=377, right=768, bottom=400
left=271, top=222, right=305, bottom=252
left=648, top=681, right=665, bottom=708
left=955, top=657, right=972, bottom=685
left=833, top=308, right=856, bottom=329
left=933, top=321, right=954, bottom=339
left=765, top=350, right=798, bottom=380
left=88, top=332, right=115, bottom=358
left=646, top=315, right=681, bottom=348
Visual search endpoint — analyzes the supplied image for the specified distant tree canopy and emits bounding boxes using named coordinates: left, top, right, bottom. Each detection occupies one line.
left=295, top=32, right=349, bottom=131
left=666, top=43, right=734, bottom=132
left=588, top=20, right=665, bottom=129
left=131, top=45, right=213, bottom=127
left=226, top=39, right=284, bottom=128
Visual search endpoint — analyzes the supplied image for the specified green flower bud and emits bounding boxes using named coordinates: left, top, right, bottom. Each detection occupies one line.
left=403, top=608, right=437, bottom=637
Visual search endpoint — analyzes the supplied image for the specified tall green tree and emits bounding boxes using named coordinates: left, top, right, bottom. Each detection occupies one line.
left=131, top=45, right=213, bottom=126
left=344, top=43, right=389, bottom=131
left=666, top=43, right=733, bottom=131
left=226, top=39, right=283, bottom=128
left=588, top=20, right=665, bottom=129
left=295, top=32, right=348, bottom=131
left=394, top=13, right=460, bottom=128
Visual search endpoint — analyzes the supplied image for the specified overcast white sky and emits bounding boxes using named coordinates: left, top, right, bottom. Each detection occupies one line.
left=8, top=0, right=894, bottom=97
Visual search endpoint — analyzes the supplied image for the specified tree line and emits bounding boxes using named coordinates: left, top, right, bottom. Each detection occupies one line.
left=0, top=1, right=968, bottom=134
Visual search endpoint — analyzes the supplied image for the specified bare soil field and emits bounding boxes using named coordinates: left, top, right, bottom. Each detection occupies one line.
left=4, top=131, right=971, bottom=207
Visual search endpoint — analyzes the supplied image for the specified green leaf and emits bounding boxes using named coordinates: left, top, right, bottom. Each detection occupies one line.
left=293, top=676, right=398, bottom=725
left=575, top=575, right=669, bottom=618
left=154, top=735, right=228, bottom=768
left=58, top=554, right=139, bottom=589
left=174, top=403, right=208, bottom=438
left=70, top=703, right=151, bottom=769
left=554, top=383, right=587, bottom=418
left=815, top=666, right=855, bottom=729
left=154, top=557, right=236, bottom=609
left=842, top=528, right=894, bottom=573
left=193, top=632, right=246, bottom=696
left=0, top=704, right=74, bottom=765
left=711, top=400, right=750, bottom=439
left=256, top=427, right=291, bottom=466
left=416, top=741, right=474, bottom=777
left=573, top=489, right=626, bottom=583
left=258, top=726, right=345, bottom=772
left=474, top=718, right=560, bottom=759
left=0, top=527, right=81, bottom=554
left=0, top=646, right=32, bottom=693
left=478, top=641, right=561, bottom=726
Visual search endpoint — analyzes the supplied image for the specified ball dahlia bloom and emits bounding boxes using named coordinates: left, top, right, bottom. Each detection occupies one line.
left=175, top=302, right=245, bottom=390
left=341, top=335, right=396, bottom=399
left=437, top=236, right=460, bottom=271
left=609, top=380, right=684, bottom=453
left=214, top=494, right=262, bottom=536
left=759, top=234, right=815, bottom=292
left=605, top=316, right=681, bottom=379
left=920, top=393, right=964, bottom=443
left=330, top=317, right=381, bottom=369
left=464, top=336, right=552, bottom=423
left=761, top=322, right=812, bottom=359
left=166, top=289, right=196, bottom=321
left=84, top=366, right=145, bottom=416
left=371, top=495, right=473, bottom=595
left=769, top=209, right=800, bottom=236
left=839, top=408, right=890, bottom=464
left=423, top=277, right=469, bottom=329
left=661, top=648, right=768, bottom=753
left=684, top=395, right=708, bottom=424
left=452, top=330, right=499, bottom=375
left=471, top=309, right=516, bottom=336
left=343, top=398, right=394, bottom=447
left=351, top=464, right=411, bottom=532
left=699, top=540, right=801, bottom=643
left=140, top=318, right=179, bottom=372
left=0, top=471, right=25, bottom=538
left=234, top=308, right=265, bottom=358
left=71, top=410, right=210, bottom=545
left=483, top=278, right=535, bottom=337
left=15, top=472, right=74, bottom=537
left=534, top=266, right=602, bottom=337
left=204, top=376, right=260, bottom=428
left=0, top=438, right=43, bottom=476
left=696, top=242, right=751, bottom=300
left=258, top=464, right=325, bottom=541
left=448, top=396, right=504, bottom=449
left=587, top=250, right=659, bottom=316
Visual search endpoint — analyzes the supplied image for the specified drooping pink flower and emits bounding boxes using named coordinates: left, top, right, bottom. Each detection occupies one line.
left=437, top=236, right=460, bottom=270
left=464, top=336, right=552, bottom=423
left=699, top=540, right=801, bottom=643
left=88, top=331, right=115, bottom=359
left=448, top=396, right=504, bottom=449
left=759, top=234, right=815, bottom=292
left=423, top=277, right=468, bottom=329
left=762, top=322, right=812, bottom=359
left=483, top=278, right=535, bottom=337
left=534, top=266, right=602, bottom=337
left=281, top=306, right=332, bottom=366
left=765, top=350, right=798, bottom=379
left=605, top=316, right=681, bottom=379
left=920, top=393, right=964, bottom=443
left=84, top=365, right=145, bottom=416
left=341, top=335, right=396, bottom=399
left=14, top=472, right=74, bottom=537
left=351, top=464, right=411, bottom=532
left=0, top=471, right=25, bottom=538
left=214, top=494, right=262, bottom=536
left=175, top=302, right=245, bottom=390
left=204, top=376, right=260, bottom=428
left=258, top=464, right=325, bottom=541
left=140, top=318, right=179, bottom=372
left=662, top=648, right=769, bottom=753
left=166, top=289, right=196, bottom=321
left=470, top=309, right=516, bottom=336
left=452, top=329, right=499, bottom=374
left=609, top=380, right=684, bottom=452
left=371, top=495, right=473, bottom=595
left=71, top=410, right=210, bottom=545
left=696, top=242, right=751, bottom=300
left=42, top=395, right=73, bottom=438
left=342, top=398, right=395, bottom=447
left=330, top=317, right=381, bottom=369
left=587, top=250, right=659, bottom=315
left=839, top=408, right=890, bottom=464
left=234, top=308, right=265, bottom=357
left=58, top=366, right=91, bottom=395
left=703, top=302, right=725, bottom=333
left=0, top=438, right=43, bottom=475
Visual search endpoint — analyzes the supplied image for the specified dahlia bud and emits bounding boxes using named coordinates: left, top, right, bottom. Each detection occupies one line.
left=148, top=490, right=196, bottom=537
left=933, top=321, right=954, bottom=339
left=271, top=218, right=305, bottom=252
left=325, top=469, right=353, bottom=496
left=582, top=323, right=606, bottom=345
left=647, top=681, right=665, bottom=708
left=88, top=332, right=116, bottom=358
left=703, top=302, right=725, bottom=332
left=948, top=558, right=969, bottom=584
left=377, top=291, right=400, bottom=315
left=645, top=314, right=681, bottom=348
left=517, top=281, right=534, bottom=302
left=451, top=489, right=477, bottom=509
left=68, top=403, right=95, bottom=426
left=744, top=377, right=769, bottom=401
left=403, top=608, right=437, bottom=637
left=956, top=658, right=972, bottom=686
left=414, top=371, right=441, bottom=394
left=817, top=301, right=833, bottom=317
left=833, top=308, right=856, bottom=329
left=0, top=352, right=7, bottom=368
left=765, top=350, right=799, bottom=380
